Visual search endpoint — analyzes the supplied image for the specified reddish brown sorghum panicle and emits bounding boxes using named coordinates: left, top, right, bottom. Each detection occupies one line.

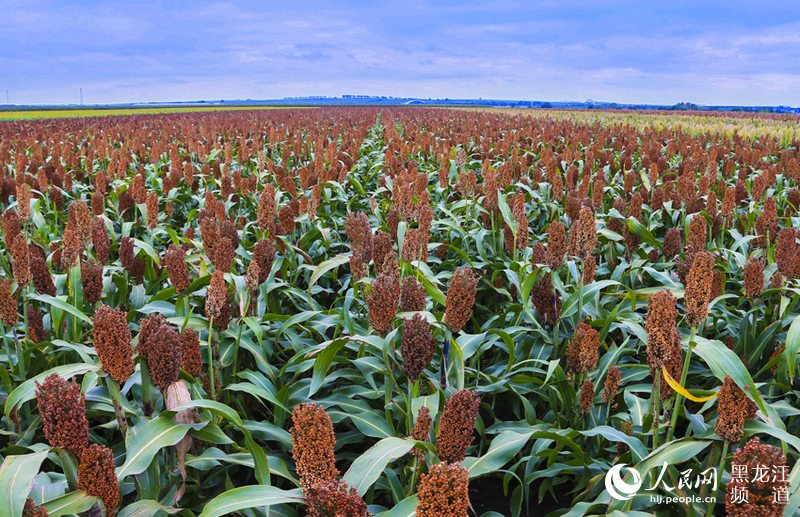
left=755, top=197, right=778, bottom=246
left=180, top=328, right=202, bottom=376
left=27, top=304, right=45, bottom=343
left=566, top=322, right=600, bottom=375
left=567, top=205, right=596, bottom=257
left=686, top=215, right=707, bottom=256
left=410, top=406, right=432, bottom=459
left=775, top=228, right=800, bottom=279
left=373, top=231, right=392, bottom=272
left=61, top=221, right=82, bottom=270
left=245, top=259, right=261, bottom=292
left=401, top=314, right=436, bottom=381
left=146, top=323, right=182, bottom=390
left=443, top=267, right=479, bottom=333
left=617, top=420, right=633, bottom=455
left=77, top=444, right=119, bottom=515
left=205, top=270, right=227, bottom=321
left=289, top=403, right=339, bottom=488
left=257, top=184, right=277, bottom=235
left=546, top=221, right=567, bottom=269
left=652, top=331, right=684, bottom=401
left=345, top=212, right=373, bottom=264
left=726, top=438, right=788, bottom=517
left=12, top=234, right=31, bottom=286
left=253, top=238, right=276, bottom=283
left=30, top=245, right=55, bottom=296
left=663, top=227, right=682, bottom=259
left=646, top=290, right=678, bottom=369
left=35, top=373, right=89, bottom=457
left=22, top=498, right=48, bottom=517
left=3, top=209, right=21, bottom=248
left=582, top=253, right=596, bottom=285
left=714, top=375, right=757, bottom=442
left=0, top=278, right=18, bottom=326
left=79, top=257, right=103, bottom=305
left=685, top=252, right=715, bottom=326
left=146, top=192, right=158, bottom=229
left=16, top=182, right=32, bottom=220
left=579, top=379, right=595, bottom=414
left=92, top=217, right=109, bottom=264
left=603, top=366, right=622, bottom=404
left=531, top=274, right=561, bottom=325
left=68, top=201, right=92, bottom=244
left=304, top=480, right=370, bottom=517
left=119, top=236, right=135, bottom=270
left=212, top=236, right=235, bottom=272
left=367, top=272, right=400, bottom=334
left=416, top=462, right=470, bottom=517
left=400, top=277, right=426, bottom=312
left=164, top=244, right=190, bottom=292
left=743, top=257, right=764, bottom=297
left=92, top=305, right=134, bottom=383
left=381, top=251, right=399, bottom=276
left=437, top=389, right=480, bottom=463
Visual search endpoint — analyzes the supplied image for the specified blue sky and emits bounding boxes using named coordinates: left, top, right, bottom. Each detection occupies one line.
left=2, top=0, right=799, bottom=105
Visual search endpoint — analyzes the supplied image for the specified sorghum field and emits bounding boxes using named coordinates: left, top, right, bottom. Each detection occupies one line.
left=1, top=107, right=799, bottom=517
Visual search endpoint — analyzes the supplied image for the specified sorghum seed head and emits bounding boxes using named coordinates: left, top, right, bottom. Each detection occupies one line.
left=602, top=366, right=622, bottom=404
left=344, top=212, right=373, bottom=263
left=146, top=192, right=158, bottom=229
left=546, top=221, right=566, bottom=269
left=416, top=462, right=470, bottom=517
left=81, top=259, right=103, bottom=306
left=685, top=251, right=715, bottom=326
left=410, top=406, right=432, bottom=459
left=367, top=272, right=400, bottom=334
left=92, top=304, right=134, bottom=383
left=443, top=267, right=478, bottom=333
left=567, top=205, right=596, bottom=257
left=12, top=234, right=31, bottom=286
left=714, top=375, right=757, bottom=442
left=663, top=227, right=682, bottom=259
left=304, top=480, right=370, bottom=517
left=253, top=239, right=276, bottom=283
left=30, top=244, right=55, bottom=296
left=290, top=403, right=339, bottom=488
left=22, top=498, right=48, bottom=517
left=401, top=314, right=436, bottom=381
left=180, top=328, right=202, bottom=376
left=0, top=278, right=17, bottom=326
left=566, top=322, right=600, bottom=375
left=35, top=373, right=89, bottom=457
left=91, top=217, right=109, bottom=264
left=146, top=323, right=182, bottom=390
left=646, top=290, right=678, bottom=369
left=579, top=379, right=595, bottom=414
left=744, top=257, right=764, bottom=298
left=78, top=444, right=119, bottom=515
left=437, top=389, right=480, bottom=463
left=373, top=231, right=393, bottom=272
left=119, top=236, right=134, bottom=270
left=400, top=276, right=426, bottom=312
left=27, top=304, right=45, bottom=343
left=164, top=244, right=190, bottom=293
left=205, top=270, right=227, bottom=321
left=686, top=215, right=707, bottom=256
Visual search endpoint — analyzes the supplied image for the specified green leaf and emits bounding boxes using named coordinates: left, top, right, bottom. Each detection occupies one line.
left=4, top=363, right=99, bottom=419
left=342, top=437, right=416, bottom=495
left=376, top=495, right=419, bottom=517
left=497, top=190, right=518, bottom=237
left=692, top=336, right=769, bottom=420
left=198, top=486, right=304, bottom=517
left=785, top=314, right=800, bottom=382
left=117, top=500, right=180, bottom=517
left=0, top=451, right=49, bottom=517
left=28, top=293, right=92, bottom=324
left=309, top=338, right=348, bottom=396
left=463, top=430, right=534, bottom=479
left=172, top=399, right=271, bottom=485
left=331, top=410, right=394, bottom=439
left=744, top=420, right=800, bottom=454
left=308, top=254, right=350, bottom=292
left=43, top=490, right=98, bottom=517
left=117, top=414, right=197, bottom=479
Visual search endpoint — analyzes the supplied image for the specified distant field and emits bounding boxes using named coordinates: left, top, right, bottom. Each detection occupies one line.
left=0, top=105, right=298, bottom=120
